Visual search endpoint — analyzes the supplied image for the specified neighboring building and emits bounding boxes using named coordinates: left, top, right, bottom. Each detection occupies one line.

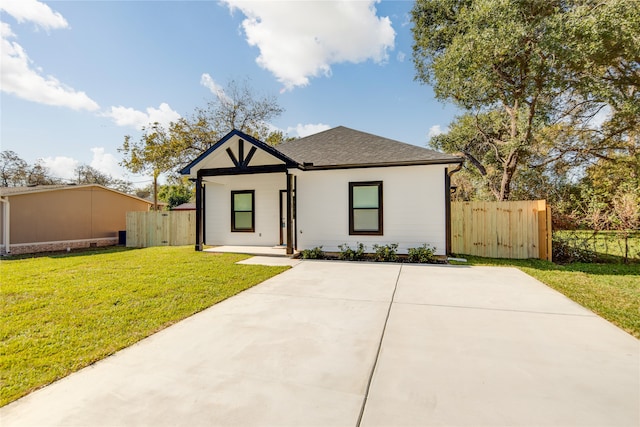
left=180, top=126, right=463, bottom=255
left=0, top=184, right=152, bottom=255
left=171, top=202, right=196, bottom=211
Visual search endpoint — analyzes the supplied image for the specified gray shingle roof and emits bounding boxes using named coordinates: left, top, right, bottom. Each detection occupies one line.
left=276, top=126, right=462, bottom=168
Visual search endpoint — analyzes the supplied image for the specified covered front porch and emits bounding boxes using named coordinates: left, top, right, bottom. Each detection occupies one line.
left=180, top=130, right=300, bottom=255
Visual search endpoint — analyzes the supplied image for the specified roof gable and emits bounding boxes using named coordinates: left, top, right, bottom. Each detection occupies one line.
left=179, top=129, right=298, bottom=177
left=276, top=126, right=462, bottom=168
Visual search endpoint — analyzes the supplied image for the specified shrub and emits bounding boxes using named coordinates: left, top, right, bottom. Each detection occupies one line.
left=552, top=235, right=597, bottom=263
left=300, top=246, right=325, bottom=259
left=338, top=243, right=367, bottom=261
left=407, top=244, right=437, bottom=263
left=372, top=243, right=398, bottom=262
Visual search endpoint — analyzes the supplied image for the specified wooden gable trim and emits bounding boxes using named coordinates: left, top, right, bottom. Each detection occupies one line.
left=225, top=139, right=259, bottom=170
left=180, top=129, right=299, bottom=175
left=197, top=164, right=288, bottom=177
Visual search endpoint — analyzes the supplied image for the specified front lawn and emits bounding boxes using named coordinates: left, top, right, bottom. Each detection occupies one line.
left=451, top=256, right=640, bottom=339
left=0, top=246, right=289, bottom=406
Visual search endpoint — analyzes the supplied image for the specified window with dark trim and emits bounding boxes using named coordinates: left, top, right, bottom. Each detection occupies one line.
left=231, top=190, right=255, bottom=232
left=349, top=181, right=383, bottom=235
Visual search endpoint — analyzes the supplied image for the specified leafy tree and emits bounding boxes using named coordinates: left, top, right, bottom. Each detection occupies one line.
left=0, top=151, right=28, bottom=187
left=74, top=164, right=133, bottom=193
left=163, top=78, right=288, bottom=171
left=412, top=0, right=640, bottom=201
left=119, top=123, right=178, bottom=210
left=611, top=187, right=639, bottom=263
left=158, top=177, right=194, bottom=209
left=199, top=78, right=284, bottom=141
left=119, top=79, right=287, bottom=206
left=0, top=151, right=61, bottom=186
left=26, top=161, right=61, bottom=186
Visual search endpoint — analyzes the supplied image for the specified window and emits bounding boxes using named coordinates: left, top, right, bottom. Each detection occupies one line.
left=349, top=181, right=383, bottom=235
left=231, top=190, right=255, bottom=232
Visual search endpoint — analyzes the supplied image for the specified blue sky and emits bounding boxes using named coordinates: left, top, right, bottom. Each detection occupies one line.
left=1, top=0, right=459, bottom=186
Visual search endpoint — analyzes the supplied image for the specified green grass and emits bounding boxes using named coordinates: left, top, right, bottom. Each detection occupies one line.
left=0, top=246, right=289, bottom=406
left=451, top=256, right=640, bottom=339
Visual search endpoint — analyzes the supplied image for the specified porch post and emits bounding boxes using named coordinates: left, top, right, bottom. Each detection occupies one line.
left=195, top=173, right=203, bottom=251
left=445, top=168, right=451, bottom=256
left=286, top=171, right=294, bottom=255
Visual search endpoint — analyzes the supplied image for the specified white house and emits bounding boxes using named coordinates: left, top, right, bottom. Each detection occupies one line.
left=180, top=126, right=463, bottom=256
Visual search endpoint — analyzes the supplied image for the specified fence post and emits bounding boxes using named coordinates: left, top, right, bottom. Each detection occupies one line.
left=546, top=204, right=553, bottom=261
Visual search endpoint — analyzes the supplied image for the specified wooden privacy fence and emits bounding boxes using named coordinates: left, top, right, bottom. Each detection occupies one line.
left=126, top=211, right=195, bottom=248
left=451, top=200, right=552, bottom=260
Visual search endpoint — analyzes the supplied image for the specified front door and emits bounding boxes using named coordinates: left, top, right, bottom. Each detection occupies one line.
left=279, top=189, right=287, bottom=246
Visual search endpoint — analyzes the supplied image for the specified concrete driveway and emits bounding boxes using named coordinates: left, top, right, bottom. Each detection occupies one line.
left=2, top=261, right=638, bottom=426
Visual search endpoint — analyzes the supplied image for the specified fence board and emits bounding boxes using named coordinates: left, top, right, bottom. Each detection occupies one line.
left=451, top=200, right=551, bottom=260
left=126, top=211, right=196, bottom=248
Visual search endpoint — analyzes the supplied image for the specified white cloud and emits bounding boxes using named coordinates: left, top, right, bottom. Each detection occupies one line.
left=41, top=156, right=79, bottom=181
left=40, top=149, right=130, bottom=183
left=428, top=125, right=448, bottom=139
left=287, top=123, right=331, bottom=138
left=396, top=51, right=406, bottom=62
left=90, top=147, right=122, bottom=178
left=200, top=73, right=232, bottom=103
left=222, top=0, right=395, bottom=90
left=0, top=0, right=68, bottom=30
left=0, top=2, right=100, bottom=111
left=1, top=23, right=100, bottom=111
left=103, top=103, right=181, bottom=130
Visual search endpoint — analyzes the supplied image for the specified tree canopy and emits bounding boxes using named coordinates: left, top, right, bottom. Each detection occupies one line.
left=119, top=79, right=287, bottom=210
left=412, top=0, right=639, bottom=201
left=1, top=151, right=132, bottom=192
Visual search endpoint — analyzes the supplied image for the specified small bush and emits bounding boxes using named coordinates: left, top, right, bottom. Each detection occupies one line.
left=300, top=246, right=325, bottom=259
left=338, top=243, right=367, bottom=261
left=407, top=244, right=437, bottom=263
left=552, top=235, right=597, bottom=263
left=372, top=243, right=398, bottom=262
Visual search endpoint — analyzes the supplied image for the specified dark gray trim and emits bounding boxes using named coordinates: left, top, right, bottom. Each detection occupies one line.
left=198, top=164, right=288, bottom=177
left=231, top=190, right=255, bottom=233
left=286, top=172, right=294, bottom=255
left=202, top=183, right=206, bottom=245
left=195, top=175, right=203, bottom=251
left=293, top=175, right=297, bottom=251
left=279, top=189, right=286, bottom=246
left=349, top=181, right=383, bottom=236
left=226, top=147, right=239, bottom=167
left=445, top=169, right=451, bottom=255
left=301, top=159, right=463, bottom=171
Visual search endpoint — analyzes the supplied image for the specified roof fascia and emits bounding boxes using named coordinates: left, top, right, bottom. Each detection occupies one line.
left=299, top=157, right=464, bottom=171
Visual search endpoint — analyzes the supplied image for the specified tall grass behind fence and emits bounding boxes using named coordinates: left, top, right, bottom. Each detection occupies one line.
left=554, top=230, right=640, bottom=262
left=126, top=211, right=195, bottom=248
left=451, top=200, right=552, bottom=260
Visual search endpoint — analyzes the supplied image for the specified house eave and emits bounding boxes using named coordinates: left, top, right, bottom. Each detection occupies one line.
left=299, top=158, right=464, bottom=171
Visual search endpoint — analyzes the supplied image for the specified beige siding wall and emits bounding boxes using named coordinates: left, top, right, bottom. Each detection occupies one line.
left=6, top=186, right=150, bottom=244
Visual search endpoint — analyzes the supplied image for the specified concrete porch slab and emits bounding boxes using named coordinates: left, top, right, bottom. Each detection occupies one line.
left=204, top=245, right=293, bottom=257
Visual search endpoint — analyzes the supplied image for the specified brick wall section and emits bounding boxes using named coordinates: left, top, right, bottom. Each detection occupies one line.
left=1, top=238, right=118, bottom=255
